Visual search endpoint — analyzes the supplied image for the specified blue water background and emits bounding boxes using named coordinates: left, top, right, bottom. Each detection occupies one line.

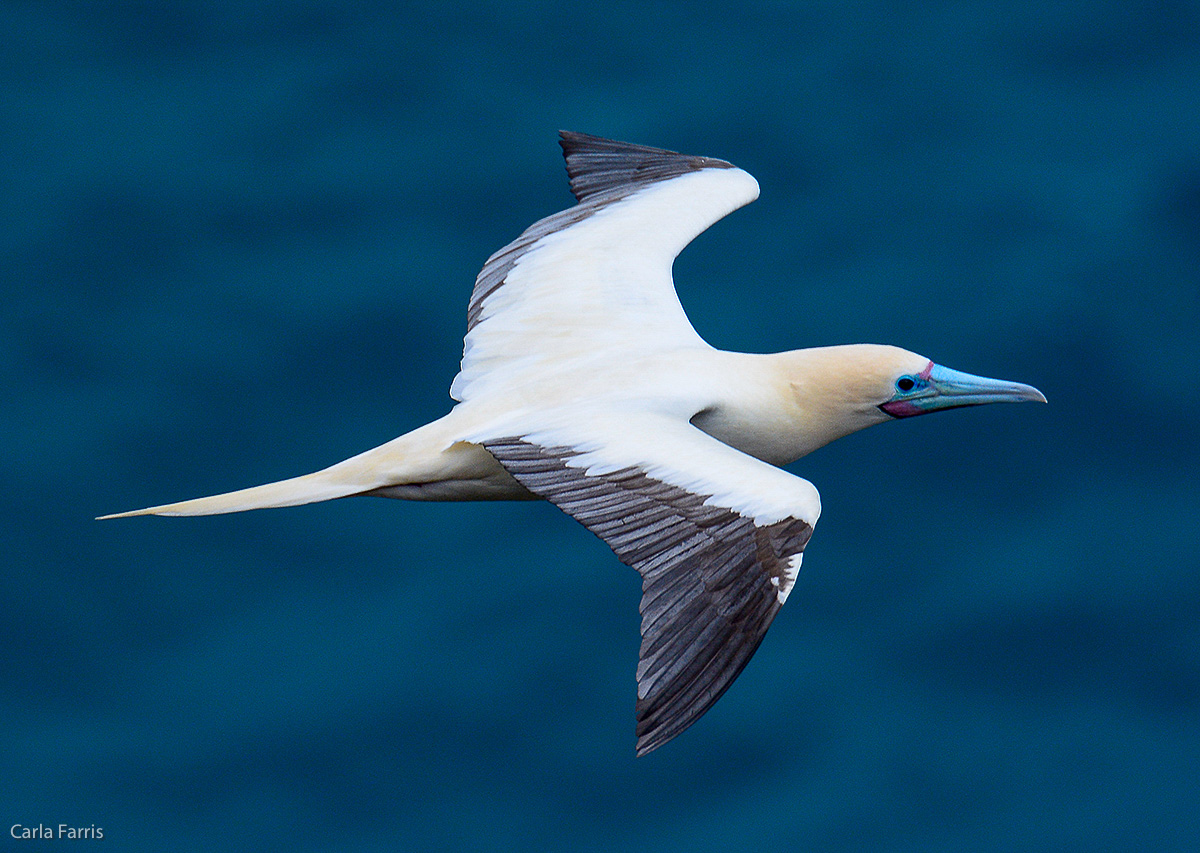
left=3, top=2, right=1199, bottom=850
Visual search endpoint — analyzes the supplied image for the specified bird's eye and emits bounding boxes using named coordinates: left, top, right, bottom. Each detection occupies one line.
left=896, top=376, right=917, bottom=393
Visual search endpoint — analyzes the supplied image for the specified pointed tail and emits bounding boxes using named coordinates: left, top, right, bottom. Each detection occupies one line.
left=97, top=467, right=374, bottom=519
left=97, top=413, right=488, bottom=520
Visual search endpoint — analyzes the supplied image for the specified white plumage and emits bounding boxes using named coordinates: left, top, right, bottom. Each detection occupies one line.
left=103, top=132, right=1044, bottom=755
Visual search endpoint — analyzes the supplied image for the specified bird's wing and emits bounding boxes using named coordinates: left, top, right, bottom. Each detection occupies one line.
left=477, top=411, right=820, bottom=755
left=450, top=132, right=760, bottom=402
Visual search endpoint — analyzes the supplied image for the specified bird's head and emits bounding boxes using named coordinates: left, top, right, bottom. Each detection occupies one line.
left=781, top=344, right=1046, bottom=457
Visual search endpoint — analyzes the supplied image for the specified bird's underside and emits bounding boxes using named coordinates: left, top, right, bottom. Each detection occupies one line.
left=102, top=131, right=1045, bottom=755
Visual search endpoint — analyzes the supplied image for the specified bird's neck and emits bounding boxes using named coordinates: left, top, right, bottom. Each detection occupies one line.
left=692, top=345, right=894, bottom=466
left=775, top=345, right=899, bottom=453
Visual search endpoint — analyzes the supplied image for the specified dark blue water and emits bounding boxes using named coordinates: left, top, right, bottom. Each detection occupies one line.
left=3, top=2, right=1198, bottom=850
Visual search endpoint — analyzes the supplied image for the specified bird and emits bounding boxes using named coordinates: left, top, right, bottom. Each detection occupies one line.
left=102, top=131, right=1046, bottom=755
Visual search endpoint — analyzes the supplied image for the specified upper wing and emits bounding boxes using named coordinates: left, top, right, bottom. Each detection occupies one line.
left=478, top=412, right=820, bottom=755
left=450, top=132, right=760, bottom=402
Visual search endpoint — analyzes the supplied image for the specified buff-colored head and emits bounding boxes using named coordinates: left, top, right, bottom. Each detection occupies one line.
left=780, top=344, right=1045, bottom=459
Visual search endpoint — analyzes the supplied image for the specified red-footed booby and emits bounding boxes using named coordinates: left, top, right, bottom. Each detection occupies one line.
left=102, top=132, right=1045, bottom=755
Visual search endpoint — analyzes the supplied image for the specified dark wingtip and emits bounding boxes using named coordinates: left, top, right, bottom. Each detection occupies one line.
left=557, top=129, right=592, bottom=156
left=557, top=130, right=673, bottom=160
left=555, top=130, right=733, bottom=203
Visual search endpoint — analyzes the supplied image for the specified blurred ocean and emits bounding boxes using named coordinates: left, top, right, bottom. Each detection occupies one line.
left=2, top=2, right=1198, bottom=850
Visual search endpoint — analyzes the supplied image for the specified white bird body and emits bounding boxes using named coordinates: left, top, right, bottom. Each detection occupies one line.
left=104, top=133, right=1044, bottom=754
left=106, top=344, right=906, bottom=512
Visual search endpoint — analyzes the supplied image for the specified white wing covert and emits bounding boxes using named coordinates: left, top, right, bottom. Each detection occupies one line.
left=451, top=132, right=760, bottom=402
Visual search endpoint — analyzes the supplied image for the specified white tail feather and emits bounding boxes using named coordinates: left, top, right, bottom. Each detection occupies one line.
left=97, top=412, right=515, bottom=520
left=97, top=468, right=372, bottom=519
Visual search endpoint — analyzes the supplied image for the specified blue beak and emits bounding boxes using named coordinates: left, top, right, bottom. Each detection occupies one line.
left=880, top=362, right=1046, bottom=419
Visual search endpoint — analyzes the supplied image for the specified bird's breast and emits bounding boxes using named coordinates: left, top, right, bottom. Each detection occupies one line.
left=688, top=404, right=808, bottom=467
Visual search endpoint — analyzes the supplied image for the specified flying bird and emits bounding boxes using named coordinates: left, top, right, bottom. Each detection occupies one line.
left=103, top=132, right=1045, bottom=755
